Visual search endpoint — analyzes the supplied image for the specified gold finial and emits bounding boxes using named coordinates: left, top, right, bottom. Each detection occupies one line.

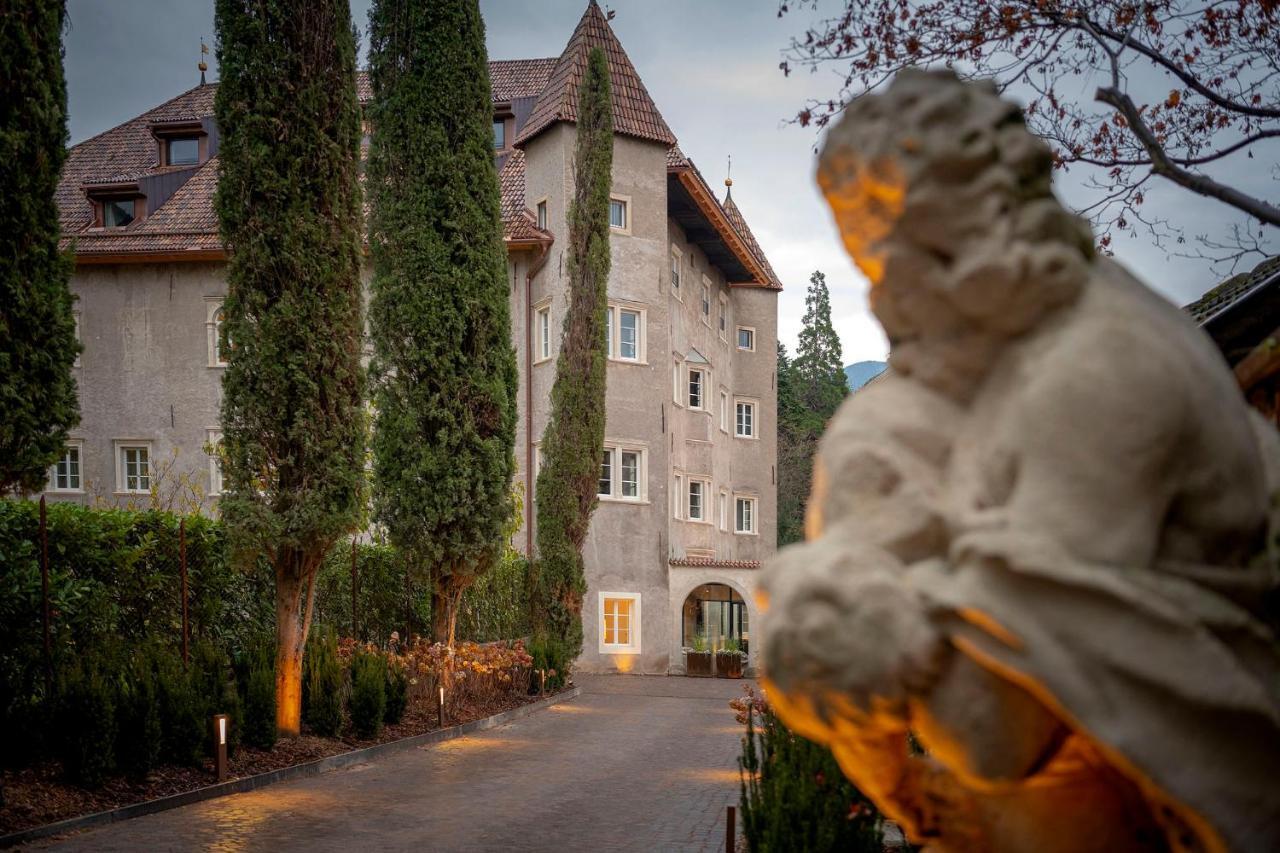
left=724, top=154, right=733, bottom=198
left=198, top=39, right=209, bottom=84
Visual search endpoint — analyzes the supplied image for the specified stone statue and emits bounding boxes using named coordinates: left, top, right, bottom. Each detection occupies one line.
left=760, top=69, right=1280, bottom=852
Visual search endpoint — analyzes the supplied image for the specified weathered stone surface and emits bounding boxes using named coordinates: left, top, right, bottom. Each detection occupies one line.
left=761, top=68, right=1280, bottom=852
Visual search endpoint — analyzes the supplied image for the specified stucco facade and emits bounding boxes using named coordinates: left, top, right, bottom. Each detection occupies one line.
left=44, top=4, right=780, bottom=676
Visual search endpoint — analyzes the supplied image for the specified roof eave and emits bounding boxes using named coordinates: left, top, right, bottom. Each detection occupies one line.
left=669, top=166, right=773, bottom=289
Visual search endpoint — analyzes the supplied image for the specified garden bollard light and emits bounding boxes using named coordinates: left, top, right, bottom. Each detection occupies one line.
left=438, top=685, right=445, bottom=729
left=539, top=668, right=546, bottom=695
left=212, top=714, right=229, bottom=782
left=725, top=805, right=736, bottom=853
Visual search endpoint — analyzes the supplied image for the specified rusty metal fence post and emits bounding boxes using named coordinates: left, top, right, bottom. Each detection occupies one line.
left=180, top=518, right=189, bottom=666
left=351, top=537, right=358, bottom=640
left=40, top=496, right=51, bottom=693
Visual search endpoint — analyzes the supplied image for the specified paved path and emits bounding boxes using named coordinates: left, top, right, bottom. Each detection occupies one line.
left=34, top=675, right=752, bottom=853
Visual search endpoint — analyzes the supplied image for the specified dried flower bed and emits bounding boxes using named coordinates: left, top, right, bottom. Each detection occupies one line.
left=1, top=649, right=555, bottom=838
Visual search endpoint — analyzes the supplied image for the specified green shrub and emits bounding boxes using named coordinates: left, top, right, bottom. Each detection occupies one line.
left=155, top=651, right=203, bottom=767
left=313, top=542, right=429, bottom=643
left=740, top=703, right=882, bottom=852
left=528, top=635, right=571, bottom=691
left=304, top=626, right=344, bottom=737
left=115, top=651, right=161, bottom=781
left=220, top=669, right=245, bottom=756
left=56, top=659, right=116, bottom=787
left=243, top=643, right=277, bottom=751
left=348, top=651, right=386, bottom=739
left=384, top=660, right=408, bottom=725
left=457, top=551, right=530, bottom=643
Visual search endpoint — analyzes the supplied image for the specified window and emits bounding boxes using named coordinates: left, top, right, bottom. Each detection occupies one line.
left=737, top=327, right=756, bottom=352
left=719, top=489, right=729, bottom=531
left=735, top=399, right=757, bottom=438
left=206, top=299, right=227, bottom=367
left=688, top=368, right=705, bottom=410
left=605, top=303, right=645, bottom=362
left=599, top=592, right=641, bottom=654
left=735, top=495, right=758, bottom=534
left=168, top=137, right=199, bottom=165
left=719, top=390, right=729, bottom=432
left=718, top=294, right=728, bottom=339
left=598, top=443, right=646, bottom=501
left=609, top=198, right=627, bottom=230
left=673, top=361, right=683, bottom=406
left=688, top=478, right=709, bottom=522
left=73, top=311, right=81, bottom=367
left=493, top=119, right=506, bottom=149
left=116, top=443, right=151, bottom=494
left=700, top=277, right=711, bottom=323
left=536, top=200, right=547, bottom=230
left=103, top=199, right=135, bottom=228
left=207, top=429, right=223, bottom=496
left=535, top=304, right=551, bottom=362
left=670, top=247, right=681, bottom=295
left=48, top=443, right=83, bottom=492
left=673, top=473, right=684, bottom=519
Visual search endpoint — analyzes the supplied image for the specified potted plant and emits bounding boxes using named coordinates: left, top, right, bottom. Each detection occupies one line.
left=715, top=637, right=746, bottom=679
left=684, top=633, right=713, bottom=677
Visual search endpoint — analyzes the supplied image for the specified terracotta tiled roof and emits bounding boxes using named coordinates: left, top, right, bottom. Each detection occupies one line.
left=1184, top=256, right=1280, bottom=325
left=666, top=145, right=690, bottom=169
left=669, top=557, right=762, bottom=570
left=489, top=58, right=559, bottom=101
left=722, top=191, right=782, bottom=289
left=499, top=150, right=553, bottom=245
left=515, top=1, right=676, bottom=147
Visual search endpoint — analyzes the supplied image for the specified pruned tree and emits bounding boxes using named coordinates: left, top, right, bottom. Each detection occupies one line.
left=0, top=0, right=80, bottom=495
left=214, top=0, right=365, bottom=738
left=533, top=46, right=613, bottom=658
left=779, top=1, right=1279, bottom=268
left=366, top=0, right=517, bottom=648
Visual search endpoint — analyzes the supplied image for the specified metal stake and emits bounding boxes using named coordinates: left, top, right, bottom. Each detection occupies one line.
left=350, top=538, right=358, bottom=639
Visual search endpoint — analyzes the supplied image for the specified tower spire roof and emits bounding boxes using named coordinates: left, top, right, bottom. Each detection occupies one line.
left=515, top=2, right=676, bottom=147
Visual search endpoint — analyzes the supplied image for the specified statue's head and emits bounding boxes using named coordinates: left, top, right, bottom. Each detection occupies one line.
left=819, top=70, right=1094, bottom=395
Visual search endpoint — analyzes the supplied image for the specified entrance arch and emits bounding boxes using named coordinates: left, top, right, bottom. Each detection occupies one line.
left=680, top=582, right=749, bottom=655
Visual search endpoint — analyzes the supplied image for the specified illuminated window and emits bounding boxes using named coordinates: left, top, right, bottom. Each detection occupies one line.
left=48, top=442, right=83, bottom=492
left=599, top=592, right=641, bottom=654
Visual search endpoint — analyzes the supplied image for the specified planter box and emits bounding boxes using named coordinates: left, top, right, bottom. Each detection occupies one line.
left=715, top=652, right=745, bottom=679
left=685, top=650, right=713, bottom=677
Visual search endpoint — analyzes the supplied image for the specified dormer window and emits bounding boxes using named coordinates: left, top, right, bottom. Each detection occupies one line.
left=103, top=199, right=135, bottom=228
left=168, top=137, right=200, bottom=166
left=493, top=120, right=506, bottom=150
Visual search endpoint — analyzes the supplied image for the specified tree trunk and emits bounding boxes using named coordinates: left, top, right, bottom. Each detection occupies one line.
left=431, top=583, right=449, bottom=645
left=274, top=555, right=319, bottom=738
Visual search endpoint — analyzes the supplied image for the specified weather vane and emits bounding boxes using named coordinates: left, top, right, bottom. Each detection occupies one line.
left=199, top=38, right=209, bottom=85
left=725, top=154, right=733, bottom=197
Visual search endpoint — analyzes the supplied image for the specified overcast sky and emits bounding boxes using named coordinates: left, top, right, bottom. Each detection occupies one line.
left=64, top=0, right=1272, bottom=364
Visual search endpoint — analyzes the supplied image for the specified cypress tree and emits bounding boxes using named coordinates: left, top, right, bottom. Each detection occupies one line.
left=366, top=0, right=517, bottom=647
left=793, top=270, right=847, bottom=421
left=534, top=47, right=613, bottom=657
left=213, top=0, right=365, bottom=738
left=0, top=0, right=80, bottom=495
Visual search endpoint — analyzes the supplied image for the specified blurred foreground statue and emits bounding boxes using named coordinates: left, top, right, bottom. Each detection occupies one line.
left=761, top=69, right=1280, bottom=852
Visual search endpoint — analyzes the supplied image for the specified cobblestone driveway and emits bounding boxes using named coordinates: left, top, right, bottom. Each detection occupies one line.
left=34, top=675, right=751, bottom=853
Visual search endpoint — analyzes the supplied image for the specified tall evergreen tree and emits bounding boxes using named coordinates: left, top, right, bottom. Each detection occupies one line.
left=214, top=0, right=365, bottom=737
left=0, top=0, right=80, bottom=495
left=534, top=47, right=613, bottom=657
left=775, top=343, right=808, bottom=547
left=793, top=270, right=847, bottom=420
left=366, top=0, right=517, bottom=647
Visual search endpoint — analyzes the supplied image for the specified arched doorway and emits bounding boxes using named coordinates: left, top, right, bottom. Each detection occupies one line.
left=681, top=582, right=749, bottom=654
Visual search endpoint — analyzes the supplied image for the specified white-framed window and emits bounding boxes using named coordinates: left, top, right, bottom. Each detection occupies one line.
left=535, top=198, right=548, bottom=230
left=672, top=360, right=684, bottom=407
left=609, top=195, right=630, bottom=233
left=700, top=276, right=711, bottom=324
left=737, top=326, right=756, bottom=352
left=687, top=477, right=710, bottom=523
left=205, top=298, right=227, bottom=367
left=48, top=441, right=84, bottom=492
left=606, top=303, right=645, bottom=363
left=688, top=367, right=707, bottom=410
left=115, top=441, right=152, bottom=494
left=670, top=246, right=682, bottom=296
left=206, top=429, right=224, bottom=496
left=598, top=591, right=641, bottom=654
left=719, top=390, right=729, bottom=432
left=673, top=473, right=684, bottom=519
left=535, top=302, right=552, bottom=363
left=73, top=311, right=82, bottom=367
left=597, top=442, right=647, bottom=502
left=718, top=293, right=728, bottom=339
left=735, top=495, right=759, bottom=535
left=719, top=489, right=729, bottom=531
left=735, top=398, right=758, bottom=439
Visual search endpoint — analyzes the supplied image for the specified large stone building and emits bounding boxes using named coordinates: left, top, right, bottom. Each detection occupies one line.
left=44, top=3, right=780, bottom=675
